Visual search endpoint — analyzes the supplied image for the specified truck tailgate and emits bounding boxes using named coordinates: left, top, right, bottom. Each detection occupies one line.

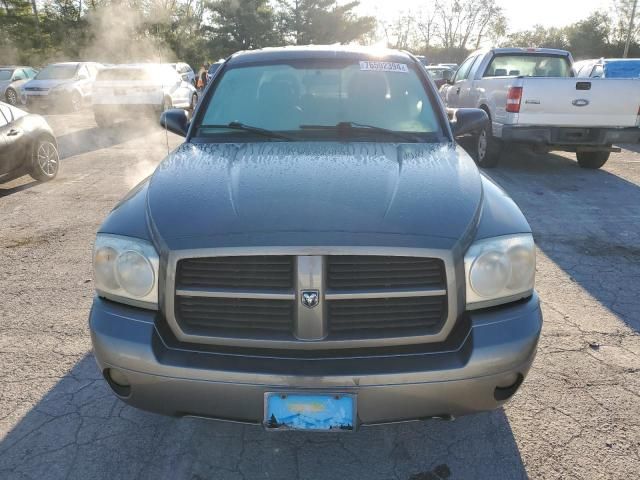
left=517, top=78, right=640, bottom=127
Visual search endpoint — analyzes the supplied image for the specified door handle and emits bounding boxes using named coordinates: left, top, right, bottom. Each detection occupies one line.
left=7, top=128, right=20, bottom=136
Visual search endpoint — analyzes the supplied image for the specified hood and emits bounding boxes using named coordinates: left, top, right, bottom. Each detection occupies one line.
left=147, top=142, right=483, bottom=250
left=23, top=79, right=73, bottom=91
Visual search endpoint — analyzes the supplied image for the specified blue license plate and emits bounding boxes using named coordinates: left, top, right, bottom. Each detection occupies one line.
left=264, top=393, right=355, bottom=431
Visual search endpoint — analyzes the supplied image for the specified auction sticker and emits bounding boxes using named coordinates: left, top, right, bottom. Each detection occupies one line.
left=359, top=61, right=408, bottom=73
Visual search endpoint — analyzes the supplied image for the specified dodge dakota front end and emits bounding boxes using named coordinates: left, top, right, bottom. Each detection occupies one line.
left=89, top=46, right=542, bottom=430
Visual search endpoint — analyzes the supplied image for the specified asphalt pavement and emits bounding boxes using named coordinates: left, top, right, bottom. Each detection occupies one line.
left=0, top=111, right=638, bottom=479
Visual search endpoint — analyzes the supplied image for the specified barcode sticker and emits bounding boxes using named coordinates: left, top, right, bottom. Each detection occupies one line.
left=359, top=61, right=409, bottom=73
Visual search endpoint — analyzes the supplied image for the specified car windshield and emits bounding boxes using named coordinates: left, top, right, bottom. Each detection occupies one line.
left=0, top=70, right=13, bottom=80
left=484, top=54, right=572, bottom=77
left=197, top=59, right=441, bottom=141
left=35, top=64, right=78, bottom=80
left=426, top=68, right=449, bottom=80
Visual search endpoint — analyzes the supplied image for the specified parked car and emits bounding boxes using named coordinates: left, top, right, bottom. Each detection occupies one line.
left=424, top=65, right=455, bottom=88
left=22, top=62, right=102, bottom=112
left=0, top=102, right=59, bottom=182
left=207, top=60, right=224, bottom=83
left=90, top=46, right=542, bottom=430
left=0, top=66, right=38, bottom=106
left=574, top=58, right=640, bottom=78
left=439, top=63, right=459, bottom=70
left=415, top=55, right=429, bottom=66
left=441, top=47, right=640, bottom=168
left=170, top=62, right=196, bottom=86
left=92, top=64, right=198, bottom=127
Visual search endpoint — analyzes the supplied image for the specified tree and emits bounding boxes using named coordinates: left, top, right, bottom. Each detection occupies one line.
left=207, top=0, right=279, bottom=54
left=276, top=0, right=375, bottom=45
left=434, top=0, right=506, bottom=50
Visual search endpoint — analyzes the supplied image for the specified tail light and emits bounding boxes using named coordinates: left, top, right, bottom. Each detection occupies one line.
left=506, top=87, right=523, bottom=113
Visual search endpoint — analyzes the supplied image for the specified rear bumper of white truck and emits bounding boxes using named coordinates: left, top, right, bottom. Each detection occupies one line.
left=500, top=125, right=640, bottom=150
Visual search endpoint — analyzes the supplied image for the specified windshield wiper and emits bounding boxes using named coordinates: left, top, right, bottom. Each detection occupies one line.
left=199, top=122, right=294, bottom=141
left=300, top=122, right=423, bottom=142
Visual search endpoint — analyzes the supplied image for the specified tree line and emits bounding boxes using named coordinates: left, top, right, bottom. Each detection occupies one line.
left=1, top=0, right=638, bottom=69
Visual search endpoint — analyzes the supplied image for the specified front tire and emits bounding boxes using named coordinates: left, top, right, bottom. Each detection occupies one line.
left=29, top=137, right=60, bottom=182
left=576, top=151, right=610, bottom=169
left=471, top=123, right=502, bottom=168
left=5, top=87, right=18, bottom=106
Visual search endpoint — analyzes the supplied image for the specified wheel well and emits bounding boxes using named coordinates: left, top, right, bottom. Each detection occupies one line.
left=479, top=105, right=491, bottom=120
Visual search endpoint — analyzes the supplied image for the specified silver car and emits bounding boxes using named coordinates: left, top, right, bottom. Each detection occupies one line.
left=90, top=46, right=542, bottom=431
left=0, top=66, right=38, bottom=106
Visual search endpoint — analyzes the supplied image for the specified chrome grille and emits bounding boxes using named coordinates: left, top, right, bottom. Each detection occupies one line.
left=169, top=252, right=451, bottom=348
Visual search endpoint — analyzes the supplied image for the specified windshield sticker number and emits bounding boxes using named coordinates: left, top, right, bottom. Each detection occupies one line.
left=359, top=61, right=408, bottom=73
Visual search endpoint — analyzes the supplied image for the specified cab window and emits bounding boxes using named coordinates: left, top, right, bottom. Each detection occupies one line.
left=453, top=56, right=477, bottom=83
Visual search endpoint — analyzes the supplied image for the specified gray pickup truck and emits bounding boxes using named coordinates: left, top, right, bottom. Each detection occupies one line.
left=89, top=46, right=542, bottom=431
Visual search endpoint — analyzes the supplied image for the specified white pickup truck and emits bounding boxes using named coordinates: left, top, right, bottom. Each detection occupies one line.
left=441, top=48, right=640, bottom=169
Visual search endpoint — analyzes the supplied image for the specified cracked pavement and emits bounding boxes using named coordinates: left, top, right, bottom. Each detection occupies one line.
left=0, top=111, right=638, bottom=479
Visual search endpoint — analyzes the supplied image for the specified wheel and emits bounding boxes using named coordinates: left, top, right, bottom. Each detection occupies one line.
left=94, top=110, right=113, bottom=128
left=5, top=87, right=18, bottom=106
left=29, top=137, right=60, bottom=181
left=576, top=151, right=610, bottom=169
left=471, top=122, right=502, bottom=168
left=69, top=91, right=82, bottom=112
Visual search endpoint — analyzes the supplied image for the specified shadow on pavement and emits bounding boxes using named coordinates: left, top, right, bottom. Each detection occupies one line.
left=57, top=120, right=163, bottom=159
left=0, top=176, right=38, bottom=198
left=0, top=353, right=527, bottom=480
left=486, top=146, right=640, bottom=333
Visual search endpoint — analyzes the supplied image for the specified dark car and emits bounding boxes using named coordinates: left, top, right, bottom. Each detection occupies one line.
left=89, top=46, right=542, bottom=430
left=207, top=60, right=224, bottom=83
left=424, top=65, right=455, bottom=88
left=0, top=102, right=59, bottom=182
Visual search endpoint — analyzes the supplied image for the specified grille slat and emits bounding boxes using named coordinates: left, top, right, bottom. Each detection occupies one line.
left=176, top=296, right=294, bottom=337
left=177, top=256, right=294, bottom=290
left=327, top=256, right=445, bottom=290
left=328, top=296, right=446, bottom=336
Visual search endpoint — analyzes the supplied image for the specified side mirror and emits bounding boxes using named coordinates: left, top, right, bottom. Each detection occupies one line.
left=160, top=108, right=189, bottom=137
left=449, top=108, right=489, bottom=137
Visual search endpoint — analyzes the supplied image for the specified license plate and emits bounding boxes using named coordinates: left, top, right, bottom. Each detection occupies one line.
left=264, top=393, right=355, bottom=431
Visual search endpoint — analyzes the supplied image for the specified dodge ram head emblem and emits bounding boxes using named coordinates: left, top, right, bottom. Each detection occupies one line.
left=301, top=290, right=320, bottom=309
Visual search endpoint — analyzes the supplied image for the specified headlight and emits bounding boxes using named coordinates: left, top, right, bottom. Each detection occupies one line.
left=93, top=234, right=159, bottom=309
left=464, top=234, right=535, bottom=310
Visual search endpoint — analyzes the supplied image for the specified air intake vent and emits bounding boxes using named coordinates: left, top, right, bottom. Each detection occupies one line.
left=176, top=256, right=294, bottom=290
left=328, top=296, right=447, bottom=337
left=326, top=256, right=445, bottom=290
left=176, top=296, right=294, bottom=338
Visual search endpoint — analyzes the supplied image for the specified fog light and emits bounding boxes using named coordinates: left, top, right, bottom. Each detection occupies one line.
left=108, top=368, right=129, bottom=387
left=104, top=368, right=132, bottom=397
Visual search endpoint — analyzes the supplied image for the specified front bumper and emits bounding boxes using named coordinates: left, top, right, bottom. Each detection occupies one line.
left=501, top=125, right=640, bottom=148
left=90, top=294, right=542, bottom=426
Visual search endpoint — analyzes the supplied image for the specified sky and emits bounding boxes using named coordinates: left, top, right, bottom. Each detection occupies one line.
left=358, top=0, right=613, bottom=32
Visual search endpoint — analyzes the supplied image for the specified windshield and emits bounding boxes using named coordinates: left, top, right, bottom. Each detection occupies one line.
left=35, top=64, right=78, bottom=80
left=197, top=60, right=441, bottom=140
left=0, top=70, right=13, bottom=81
left=484, top=54, right=572, bottom=77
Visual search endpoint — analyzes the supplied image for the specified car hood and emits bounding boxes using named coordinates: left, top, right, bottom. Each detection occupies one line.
left=147, top=142, right=483, bottom=250
left=23, top=79, right=73, bottom=90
